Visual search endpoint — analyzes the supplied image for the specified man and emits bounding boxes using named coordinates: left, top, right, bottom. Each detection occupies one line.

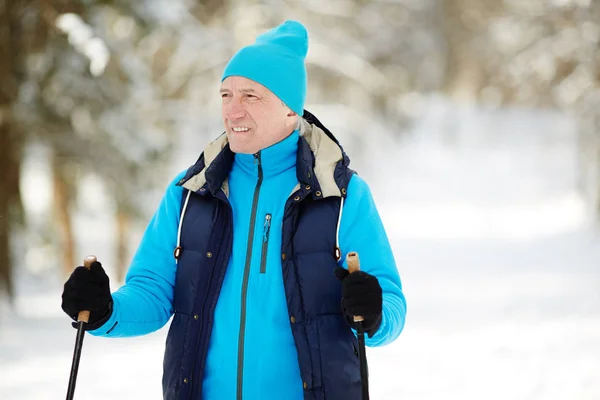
left=61, top=20, right=406, bottom=400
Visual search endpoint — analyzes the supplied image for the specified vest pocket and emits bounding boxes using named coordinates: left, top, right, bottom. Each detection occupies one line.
left=260, top=213, right=272, bottom=274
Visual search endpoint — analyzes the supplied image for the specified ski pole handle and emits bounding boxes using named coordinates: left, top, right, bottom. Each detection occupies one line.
left=346, top=252, right=364, bottom=323
left=77, top=255, right=97, bottom=323
left=346, top=251, right=370, bottom=399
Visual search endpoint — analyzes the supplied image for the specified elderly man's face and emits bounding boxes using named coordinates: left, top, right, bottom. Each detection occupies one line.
left=220, top=76, right=298, bottom=154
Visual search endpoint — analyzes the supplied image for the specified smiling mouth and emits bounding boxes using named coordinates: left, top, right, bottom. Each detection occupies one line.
left=231, top=127, right=251, bottom=132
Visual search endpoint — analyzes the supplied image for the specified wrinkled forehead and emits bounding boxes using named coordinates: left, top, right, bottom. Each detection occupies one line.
left=220, top=76, right=270, bottom=95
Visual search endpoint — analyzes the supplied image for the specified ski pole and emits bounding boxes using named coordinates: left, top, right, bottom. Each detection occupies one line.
left=66, top=255, right=97, bottom=400
left=346, top=251, right=370, bottom=400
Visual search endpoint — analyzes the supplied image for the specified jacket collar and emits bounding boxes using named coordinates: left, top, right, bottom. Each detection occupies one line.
left=178, top=110, right=353, bottom=199
left=233, top=130, right=299, bottom=179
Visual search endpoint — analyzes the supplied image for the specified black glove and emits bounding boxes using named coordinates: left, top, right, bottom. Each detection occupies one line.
left=335, top=266, right=383, bottom=338
left=61, top=261, right=113, bottom=331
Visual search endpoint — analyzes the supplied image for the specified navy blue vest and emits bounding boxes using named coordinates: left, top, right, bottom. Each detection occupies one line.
left=165, top=112, right=359, bottom=399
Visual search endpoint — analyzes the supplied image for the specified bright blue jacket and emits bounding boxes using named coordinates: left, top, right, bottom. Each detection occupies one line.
left=90, top=112, right=406, bottom=399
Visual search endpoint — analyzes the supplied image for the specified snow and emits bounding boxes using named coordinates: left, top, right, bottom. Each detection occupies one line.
left=55, top=13, right=110, bottom=77
left=2, top=101, right=600, bottom=399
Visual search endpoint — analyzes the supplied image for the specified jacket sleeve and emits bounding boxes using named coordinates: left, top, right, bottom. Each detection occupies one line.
left=89, top=171, right=186, bottom=338
left=338, top=173, right=407, bottom=347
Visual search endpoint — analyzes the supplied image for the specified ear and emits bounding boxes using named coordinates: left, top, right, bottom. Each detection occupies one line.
left=287, top=110, right=297, bottom=117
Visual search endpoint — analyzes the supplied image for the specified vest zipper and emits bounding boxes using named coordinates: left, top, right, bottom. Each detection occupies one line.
left=237, top=152, right=263, bottom=400
left=189, top=197, right=228, bottom=399
left=260, top=214, right=271, bottom=274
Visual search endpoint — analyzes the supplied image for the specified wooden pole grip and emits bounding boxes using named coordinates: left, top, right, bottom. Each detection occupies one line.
left=77, top=255, right=97, bottom=323
left=346, top=252, right=360, bottom=274
left=345, top=252, right=364, bottom=323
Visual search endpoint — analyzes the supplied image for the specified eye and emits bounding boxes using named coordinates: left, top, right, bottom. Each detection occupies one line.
left=221, top=93, right=230, bottom=98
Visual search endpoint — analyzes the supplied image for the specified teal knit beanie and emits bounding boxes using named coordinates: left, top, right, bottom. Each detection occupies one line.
left=221, top=20, right=308, bottom=115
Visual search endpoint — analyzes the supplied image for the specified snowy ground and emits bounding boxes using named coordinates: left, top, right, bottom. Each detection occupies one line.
left=2, top=102, right=600, bottom=399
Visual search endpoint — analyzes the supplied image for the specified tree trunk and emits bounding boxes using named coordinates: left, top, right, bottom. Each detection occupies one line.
left=115, top=208, right=130, bottom=283
left=0, top=0, right=25, bottom=300
left=596, top=142, right=600, bottom=221
left=52, top=153, right=75, bottom=277
left=441, top=0, right=485, bottom=104
left=0, top=122, right=16, bottom=299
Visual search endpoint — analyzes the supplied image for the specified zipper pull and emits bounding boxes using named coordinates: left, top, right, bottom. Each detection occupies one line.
left=253, top=153, right=259, bottom=165
left=263, top=214, right=271, bottom=242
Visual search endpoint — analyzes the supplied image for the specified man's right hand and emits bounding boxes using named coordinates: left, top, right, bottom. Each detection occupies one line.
left=61, top=261, right=113, bottom=331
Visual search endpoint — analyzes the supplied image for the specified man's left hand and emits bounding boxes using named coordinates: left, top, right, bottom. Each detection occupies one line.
left=334, top=267, right=383, bottom=337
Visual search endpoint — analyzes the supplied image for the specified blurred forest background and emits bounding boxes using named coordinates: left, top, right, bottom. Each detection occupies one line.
left=1, top=0, right=599, bottom=307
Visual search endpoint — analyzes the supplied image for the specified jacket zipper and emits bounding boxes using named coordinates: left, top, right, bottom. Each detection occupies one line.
left=260, top=214, right=271, bottom=274
left=236, top=152, right=263, bottom=400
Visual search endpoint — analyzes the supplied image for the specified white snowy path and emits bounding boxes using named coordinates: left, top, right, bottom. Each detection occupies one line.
left=2, top=106, right=600, bottom=399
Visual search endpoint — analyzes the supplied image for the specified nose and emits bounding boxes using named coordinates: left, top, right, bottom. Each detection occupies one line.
left=223, top=99, right=246, bottom=120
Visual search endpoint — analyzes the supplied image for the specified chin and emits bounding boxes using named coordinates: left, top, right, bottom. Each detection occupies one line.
left=229, top=143, right=254, bottom=154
